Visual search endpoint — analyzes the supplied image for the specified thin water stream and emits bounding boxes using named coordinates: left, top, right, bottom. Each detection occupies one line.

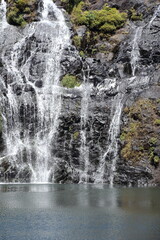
left=0, top=0, right=70, bottom=182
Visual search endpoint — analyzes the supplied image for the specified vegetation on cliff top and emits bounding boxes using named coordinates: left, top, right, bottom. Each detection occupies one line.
left=120, top=99, right=160, bottom=167
left=71, top=2, right=127, bottom=33
left=68, top=1, right=129, bottom=57
left=6, top=0, right=37, bottom=27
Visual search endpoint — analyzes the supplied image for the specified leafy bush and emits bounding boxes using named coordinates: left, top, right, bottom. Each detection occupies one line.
left=71, top=3, right=127, bottom=33
left=61, top=74, right=81, bottom=88
left=6, top=0, right=36, bottom=27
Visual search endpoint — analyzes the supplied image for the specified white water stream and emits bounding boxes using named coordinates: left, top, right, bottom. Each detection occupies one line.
left=79, top=66, right=91, bottom=183
left=0, top=1, right=159, bottom=185
left=0, top=0, right=70, bottom=182
left=148, top=5, right=160, bottom=29
left=95, top=25, right=145, bottom=186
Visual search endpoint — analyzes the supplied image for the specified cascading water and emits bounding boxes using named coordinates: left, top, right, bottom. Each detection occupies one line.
left=95, top=23, right=146, bottom=186
left=0, top=1, right=159, bottom=185
left=79, top=66, right=91, bottom=183
left=94, top=89, right=125, bottom=186
left=0, top=0, right=8, bottom=30
left=130, top=27, right=142, bottom=76
left=0, top=0, right=70, bottom=182
left=148, top=5, right=160, bottom=29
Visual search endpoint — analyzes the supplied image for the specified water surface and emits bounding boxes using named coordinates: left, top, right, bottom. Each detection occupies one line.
left=0, top=184, right=160, bottom=240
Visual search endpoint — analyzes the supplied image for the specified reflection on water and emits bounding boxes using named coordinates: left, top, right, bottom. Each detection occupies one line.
left=0, top=184, right=160, bottom=213
left=0, top=184, right=160, bottom=240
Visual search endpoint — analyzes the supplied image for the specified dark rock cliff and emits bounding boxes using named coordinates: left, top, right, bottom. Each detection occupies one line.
left=0, top=0, right=160, bottom=186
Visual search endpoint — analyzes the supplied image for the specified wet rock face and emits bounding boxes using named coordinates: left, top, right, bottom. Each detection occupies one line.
left=0, top=0, right=160, bottom=186
left=52, top=89, right=112, bottom=182
left=139, top=10, right=160, bottom=64
left=60, top=46, right=82, bottom=77
left=118, top=87, right=160, bottom=186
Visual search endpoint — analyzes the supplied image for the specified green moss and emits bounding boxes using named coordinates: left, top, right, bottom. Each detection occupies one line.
left=154, top=119, right=160, bottom=126
left=61, top=74, right=81, bottom=88
left=120, top=98, right=160, bottom=164
left=79, top=50, right=85, bottom=57
left=120, top=132, right=127, bottom=141
left=73, top=131, right=79, bottom=140
left=24, top=7, right=31, bottom=14
left=154, top=156, right=160, bottom=163
left=59, top=0, right=82, bottom=14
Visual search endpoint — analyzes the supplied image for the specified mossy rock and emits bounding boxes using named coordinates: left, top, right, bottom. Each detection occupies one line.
left=154, top=119, right=160, bottom=126
left=73, top=131, right=80, bottom=140
left=120, top=98, right=160, bottom=166
left=61, top=74, right=81, bottom=88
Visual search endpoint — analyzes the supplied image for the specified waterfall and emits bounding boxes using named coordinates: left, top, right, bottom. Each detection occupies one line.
left=79, top=66, right=91, bottom=183
left=95, top=91, right=124, bottom=185
left=95, top=23, right=145, bottom=186
left=130, top=27, right=142, bottom=76
left=0, top=0, right=70, bottom=182
left=0, top=0, right=8, bottom=30
left=148, top=5, right=160, bottom=29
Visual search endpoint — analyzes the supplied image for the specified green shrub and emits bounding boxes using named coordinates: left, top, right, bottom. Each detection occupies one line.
left=71, top=3, right=127, bottom=33
left=7, top=7, right=19, bottom=24
left=6, top=0, right=36, bottom=27
left=61, top=74, right=81, bottom=88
